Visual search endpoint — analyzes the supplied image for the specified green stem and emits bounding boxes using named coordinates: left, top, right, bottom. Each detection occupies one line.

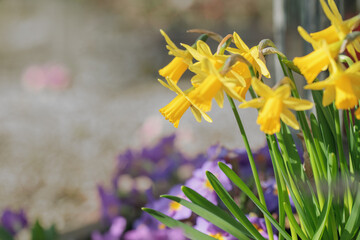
left=334, top=108, right=353, bottom=214
left=226, top=95, right=274, bottom=240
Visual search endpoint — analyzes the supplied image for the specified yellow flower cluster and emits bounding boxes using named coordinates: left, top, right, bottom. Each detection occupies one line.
left=158, top=0, right=360, bottom=134
left=294, top=0, right=360, bottom=116
left=158, top=29, right=313, bottom=134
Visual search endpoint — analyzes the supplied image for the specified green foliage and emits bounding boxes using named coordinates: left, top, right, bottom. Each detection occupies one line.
left=31, top=221, right=58, bottom=240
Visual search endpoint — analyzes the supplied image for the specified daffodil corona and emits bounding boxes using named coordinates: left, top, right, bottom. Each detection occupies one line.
left=239, top=78, right=313, bottom=134
left=158, top=78, right=212, bottom=128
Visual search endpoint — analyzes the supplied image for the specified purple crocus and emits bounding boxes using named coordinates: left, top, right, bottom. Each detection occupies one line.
left=262, top=178, right=279, bottom=213
left=124, top=224, right=185, bottom=240
left=185, top=160, right=232, bottom=205
left=262, top=178, right=295, bottom=214
left=97, top=185, right=122, bottom=222
left=0, top=208, right=28, bottom=236
left=92, top=217, right=126, bottom=240
left=247, top=214, right=278, bottom=240
left=194, top=217, right=237, bottom=240
left=152, top=185, right=192, bottom=221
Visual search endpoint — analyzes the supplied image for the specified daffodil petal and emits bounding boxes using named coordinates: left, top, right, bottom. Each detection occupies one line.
left=251, top=78, right=273, bottom=98
left=196, top=40, right=213, bottom=57
left=214, top=90, right=224, bottom=108
left=346, top=61, right=360, bottom=73
left=238, top=98, right=264, bottom=109
left=327, top=0, right=343, bottom=22
left=275, top=85, right=291, bottom=99
left=233, top=32, right=250, bottom=52
left=323, top=86, right=336, bottom=106
left=280, top=108, right=300, bottom=130
left=255, top=57, right=271, bottom=78
left=181, top=43, right=205, bottom=61
left=320, top=0, right=342, bottom=27
left=283, top=98, right=313, bottom=111
left=355, top=108, right=360, bottom=120
left=298, top=26, right=317, bottom=46
left=304, top=80, right=332, bottom=90
left=160, top=29, right=178, bottom=50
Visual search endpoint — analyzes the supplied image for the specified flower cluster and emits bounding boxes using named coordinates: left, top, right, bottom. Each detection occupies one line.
left=92, top=135, right=279, bottom=239
left=158, top=28, right=314, bottom=135
left=151, top=1, right=360, bottom=240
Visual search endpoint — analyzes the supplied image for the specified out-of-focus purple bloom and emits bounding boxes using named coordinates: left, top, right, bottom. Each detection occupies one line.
left=254, top=146, right=272, bottom=169
left=97, top=185, right=122, bottom=222
left=185, top=160, right=232, bottom=205
left=92, top=217, right=126, bottom=240
left=141, top=134, right=177, bottom=162
left=262, top=178, right=295, bottom=214
left=194, top=217, right=237, bottom=240
left=124, top=224, right=185, bottom=240
left=207, top=144, right=229, bottom=161
left=262, top=178, right=279, bottom=213
left=248, top=214, right=278, bottom=240
left=0, top=208, right=28, bottom=236
left=152, top=185, right=191, bottom=221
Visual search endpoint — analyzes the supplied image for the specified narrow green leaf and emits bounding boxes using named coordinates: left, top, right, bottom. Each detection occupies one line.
left=206, top=171, right=266, bottom=240
left=142, top=208, right=216, bottom=240
left=0, top=227, right=14, bottom=240
left=340, top=187, right=360, bottom=240
left=312, top=195, right=332, bottom=240
left=310, top=113, right=327, bottom=177
left=218, top=162, right=293, bottom=240
left=181, top=186, right=251, bottom=237
left=162, top=194, right=251, bottom=240
left=283, top=202, right=308, bottom=240
left=279, top=123, right=304, bottom=181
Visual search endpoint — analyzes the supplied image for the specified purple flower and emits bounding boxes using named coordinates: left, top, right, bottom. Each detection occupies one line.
left=262, top=178, right=295, bottom=214
left=124, top=224, right=185, bottom=240
left=152, top=185, right=192, bottom=221
left=97, top=185, right=121, bottom=222
left=206, top=144, right=229, bottom=161
left=92, top=217, right=126, bottom=240
left=0, top=208, right=28, bottom=236
left=185, top=160, right=232, bottom=204
left=247, top=214, right=278, bottom=240
left=194, top=217, right=237, bottom=240
left=262, top=178, right=279, bottom=213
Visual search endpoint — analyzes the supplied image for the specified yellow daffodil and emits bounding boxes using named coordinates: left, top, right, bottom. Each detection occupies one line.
left=158, top=30, right=193, bottom=83
left=227, top=32, right=271, bottom=78
left=159, top=78, right=212, bottom=128
left=355, top=108, right=360, bottom=120
left=239, top=78, right=313, bottom=134
left=186, top=58, right=246, bottom=112
left=293, top=40, right=341, bottom=84
left=310, top=0, right=360, bottom=59
left=181, top=40, right=249, bottom=110
left=305, top=61, right=360, bottom=109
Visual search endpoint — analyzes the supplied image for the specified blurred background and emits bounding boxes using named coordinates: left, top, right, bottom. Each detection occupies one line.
left=0, top=0, right=356, bottom=236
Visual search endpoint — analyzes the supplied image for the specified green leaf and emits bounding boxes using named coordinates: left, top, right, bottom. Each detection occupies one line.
left=218, top=162, right=293, bottom=240
left=142, top=208, right=216, bottom=240
left=0, top=226, right=14, bottom=240
left=162, top=194, right=251, bottom=240
left=279, top=123, right=305, bottom=182
left=31, top=220, right=58, bottom=240
left=340, top=187, right=360, bottom=240
left=312, top=194, right=332, bottom=240
left=283, top=202, right=309, bottom=240
left=310, top=114, right=327, bottom=177
left=181, top=186, right=251, bottom=238
left=205, top=171, right=266, bottom=240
